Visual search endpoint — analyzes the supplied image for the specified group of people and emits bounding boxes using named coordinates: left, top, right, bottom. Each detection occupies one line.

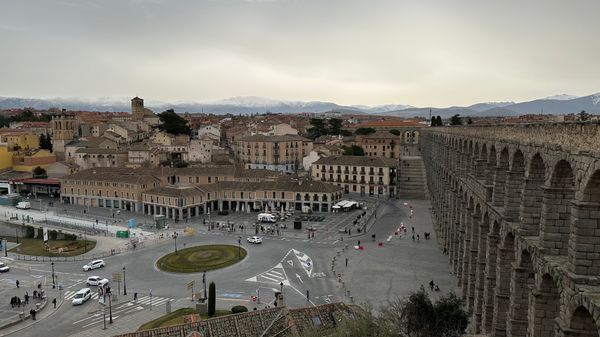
left=429, top=280, right=441, bottom=292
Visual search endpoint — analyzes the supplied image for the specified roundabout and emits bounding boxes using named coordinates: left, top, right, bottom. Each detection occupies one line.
left=156, top=244, right=247, bottom=273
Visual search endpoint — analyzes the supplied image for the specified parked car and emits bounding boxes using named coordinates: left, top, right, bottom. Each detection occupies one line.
left=72, top=288, right=92, bottom=305
left=0, top=262, right=9, bottom=272
left=83, top=259, right=105, bottom=272
left=247, top=236, right=263, bottom=244
left=86, top=276, right=109, bottom=286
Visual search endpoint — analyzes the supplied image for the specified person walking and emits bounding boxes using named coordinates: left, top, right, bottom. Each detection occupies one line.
left=15, top=280, right=19, bottom=288
left=412, top=235, right=415, bottom=242
left=52, top=298, right=57, bottom=308
left=30, top=309, right=36, bottom=320
left=24, top=292, right=29, bottom=305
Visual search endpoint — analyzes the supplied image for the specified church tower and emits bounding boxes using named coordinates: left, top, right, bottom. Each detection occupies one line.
left=131, top=96, right=145, bottom=121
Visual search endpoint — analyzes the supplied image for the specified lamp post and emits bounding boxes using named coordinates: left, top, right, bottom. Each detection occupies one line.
left=203, top=271, right=207, bottom=301
left=15, top=227, right=18, bottom=244
left=122, top=266, right=127, bottom=295
left=237, top=237, right=241, bottom=260
left=51, top=262, right=56, bottom=289
left=108, top=286, right=113, bottom=323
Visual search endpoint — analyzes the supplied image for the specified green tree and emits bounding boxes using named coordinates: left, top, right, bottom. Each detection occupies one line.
left=389, top=129, right=401, bottom=136
left=467, top=117, right=473, bottom=125
left=436, top=116, right=443, bottom=126
left=328, top=118, right=343, bottom=135
left=39, top=133, right=52, bottom=151
left=578, top=110, right=590, bottom=122
left=355, top=127, right=376, bottom=135
left=449, top=114, right=462, bottom=126
left=343, top=145, right=365, bottom=156
left=208, top=282, right=216, bottom=316
left=157, top=109, right=191, bottom=135
left=32, top=166, right=47, bottom=179
left=340, top=129, right=353, bottom=137
left=306, top=118, right=328, bottom=139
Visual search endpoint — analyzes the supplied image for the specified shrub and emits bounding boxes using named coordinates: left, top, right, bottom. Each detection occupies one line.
left=25, top=225, right=35, bottom=238
left=208, top=282, right=216, bottom=316
left=49, top=230, right=58, bottom=241
left=231, top=305, right=248, bottom=314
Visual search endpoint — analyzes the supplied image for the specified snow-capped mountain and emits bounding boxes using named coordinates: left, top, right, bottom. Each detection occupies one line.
left=543, top=94, right=579, bottom=100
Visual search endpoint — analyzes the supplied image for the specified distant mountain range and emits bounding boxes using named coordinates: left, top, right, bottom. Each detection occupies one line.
left=0, top=93, right=598, bottom=118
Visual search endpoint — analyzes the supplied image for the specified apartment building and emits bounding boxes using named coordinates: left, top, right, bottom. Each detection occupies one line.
left=236, top=134, right=313, bottom=173
left=311, top=155, right=398, bottom=197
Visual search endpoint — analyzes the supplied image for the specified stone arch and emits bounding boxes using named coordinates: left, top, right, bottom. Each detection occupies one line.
left=540, top=159, right=575, bottom=256
left=486, top=145, right=497, bottom=185
left=528, top=273, right=560, bottom=337
left=507, top=249, right=535, bottom=336
left=466, top=203, right=482, bottom=313
left=492, top=231, right=516, bottom=336
left=569, top=169, right=600, bottom=275
left=493, top=147, right=510, bottom=206
left=482, top=219, right=501, bottom=334
left=473, top=211, right=491, bottom=332
left=520, top=153, right=546, bottom=236
left=567, top=306, right=599, bottom=337
left=503, top=149, right=526, bottom=221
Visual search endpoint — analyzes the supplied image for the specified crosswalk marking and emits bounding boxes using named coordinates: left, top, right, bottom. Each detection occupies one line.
left=64, top=290, right=99, bottom=301
left=246, top=262, right=289, bottom=285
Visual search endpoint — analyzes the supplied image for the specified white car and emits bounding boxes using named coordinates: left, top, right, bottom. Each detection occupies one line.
left=247, top=236, right=263, bottom=244
left=86, top=276, right=109, bottom=287
left=83, top=259, right=105, bottom=272
left=72, top=288, right=92, bottom=305
left=0, top=262, right=9, bottom=273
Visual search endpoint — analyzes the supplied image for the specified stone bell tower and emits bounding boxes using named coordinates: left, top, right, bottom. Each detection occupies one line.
left=131, top=96, right=145, bottom=121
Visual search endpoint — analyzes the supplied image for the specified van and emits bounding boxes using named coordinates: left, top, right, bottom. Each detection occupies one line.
left=72, top=288, right=92, bottom=305
left=257, top=213, right=276, bottom=223
left=16, top=201, right=31, bottom=210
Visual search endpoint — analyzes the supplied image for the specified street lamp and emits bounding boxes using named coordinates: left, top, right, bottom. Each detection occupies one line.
left=237, top=237, right=241, bottom=259
left=51, top=262, right=56, bottom=289
left=123, top=267, right=127, bottom=295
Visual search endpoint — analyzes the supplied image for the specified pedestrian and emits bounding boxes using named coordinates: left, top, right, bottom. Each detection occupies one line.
left=429, top=280, right=434, bottom=290
left=443, top=247, right=448, bottom=255
left=52, top=298, right=57, bottom=308
left=417, top=234, right=420, bottom=241
left=24, top=292, right=29, bottom=305
left=16, top=280, right=19, bottom=288
left=412, top=235, right=415, bottom=242
left=411, top=227, right=414, bottom=233
left=17, top=297, right=21, bottom=308
left=357, top=240, right=361, bottom=247
left=30, top=309, right=36, bottom=320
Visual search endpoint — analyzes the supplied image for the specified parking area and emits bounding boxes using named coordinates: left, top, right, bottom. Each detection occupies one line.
left=200, top=198, right=379, bottom=242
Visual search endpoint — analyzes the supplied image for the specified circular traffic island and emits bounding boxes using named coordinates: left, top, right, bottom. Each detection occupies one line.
left=156, top=244, right=247, bottom=273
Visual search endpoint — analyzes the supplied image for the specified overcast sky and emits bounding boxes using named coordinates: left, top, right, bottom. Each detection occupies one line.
left=1, top=0, right=599, bottom=107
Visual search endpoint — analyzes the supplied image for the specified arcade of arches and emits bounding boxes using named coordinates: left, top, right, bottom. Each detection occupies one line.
left=422, top=124, right=600, bottom=337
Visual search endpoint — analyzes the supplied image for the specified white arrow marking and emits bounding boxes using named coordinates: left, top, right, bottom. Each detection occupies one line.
left=295, top=273, right=303, bottom=283
left=287, top=260, right=293, bottom=267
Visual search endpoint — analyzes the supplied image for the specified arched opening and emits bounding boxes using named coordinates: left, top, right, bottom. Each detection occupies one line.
left=503, top=150, right=525, bottom=221
left=528, top=274, right=560, bottom=337
left=493, top=148, right=509, bottom=206
left=466, top=204, right=482, bottom=313
left=520, top=153, right=546, bottom=236
left=486, top=146, right=497, bottom=185
left=461, top=196, right=475, bottom=297
left=569, top=306, right=599, bottom=337
left=540, top=160, right=574, bottom=256
left=482, top=220, right=501, bottom=334
left=473, top=211, right=490, bottom=332
left=492, top=232, right=516, bottom=335
left=570, top=170, right=600, bottom=275
left=507, top=250, right=535, bottom=336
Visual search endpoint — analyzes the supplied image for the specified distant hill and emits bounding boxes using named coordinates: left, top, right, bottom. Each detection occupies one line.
left=0, top=92, right=598, bottom=117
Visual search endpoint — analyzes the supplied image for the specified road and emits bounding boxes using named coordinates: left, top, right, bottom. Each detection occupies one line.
left=0, top=196, right=456, bottom=336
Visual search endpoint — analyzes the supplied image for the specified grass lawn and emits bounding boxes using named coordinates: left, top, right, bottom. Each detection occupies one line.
left=156, top=244, right=247, bottom=273
left=7, top=237, right=97, bottom=257
left=137, top=308, right=231, bottom=331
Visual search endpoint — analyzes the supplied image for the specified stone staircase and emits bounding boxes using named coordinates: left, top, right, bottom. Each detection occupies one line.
left=397, top=156, right=429, bottom=200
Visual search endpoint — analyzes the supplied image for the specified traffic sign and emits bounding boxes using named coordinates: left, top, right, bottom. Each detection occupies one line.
left=187, top=281, right=195, bottom=290
left=112, top=273, right=122, bottom=282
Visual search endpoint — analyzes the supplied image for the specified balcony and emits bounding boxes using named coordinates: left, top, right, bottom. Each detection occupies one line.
left=360, top=169, right=366, bottom=175
left=378, top=171, right=384, bottom=176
